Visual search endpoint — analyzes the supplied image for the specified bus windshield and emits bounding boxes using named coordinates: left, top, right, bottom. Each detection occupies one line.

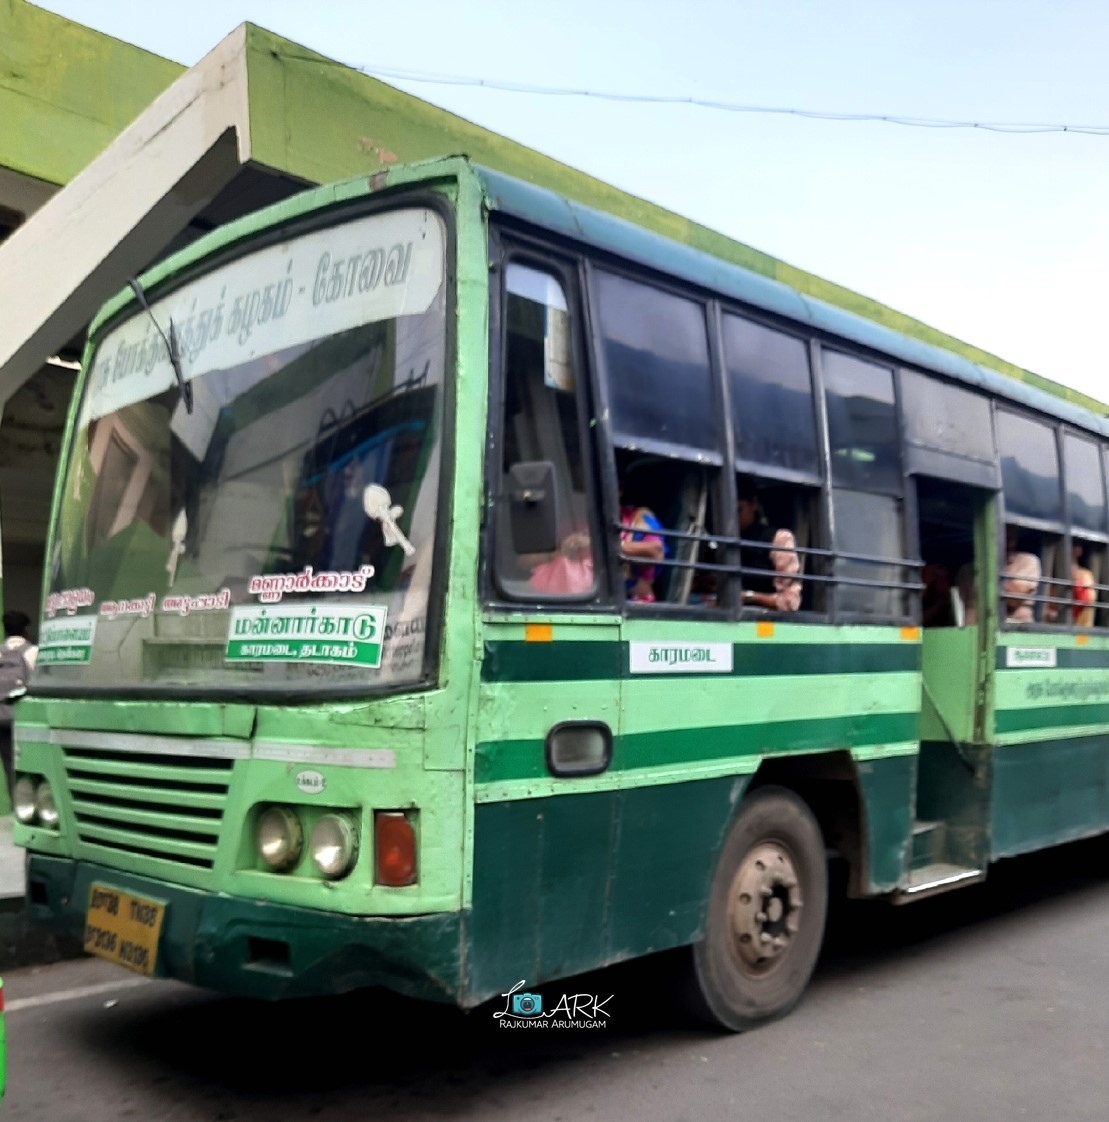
left=39, top=205, right=448, bottom=695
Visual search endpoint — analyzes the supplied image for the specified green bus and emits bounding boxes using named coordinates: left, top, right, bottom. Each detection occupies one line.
left=15, top=157, right=1109, bottom=1030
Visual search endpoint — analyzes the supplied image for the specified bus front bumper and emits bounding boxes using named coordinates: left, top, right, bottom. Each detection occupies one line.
left=26, top=855, right=463, bottom=1003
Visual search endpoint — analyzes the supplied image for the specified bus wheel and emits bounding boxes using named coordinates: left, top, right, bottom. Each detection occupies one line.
left=690, top=785, right=828, bottom=1031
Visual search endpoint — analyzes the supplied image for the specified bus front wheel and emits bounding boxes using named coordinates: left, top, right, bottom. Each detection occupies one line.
left=690, top=785, right=828, bottom=1031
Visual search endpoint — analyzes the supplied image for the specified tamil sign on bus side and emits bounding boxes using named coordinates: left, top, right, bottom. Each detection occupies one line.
left=629, top=641, right=733, bottom=674
left=1005, top=647, right=1057, bottom=668
left=38, top=617, right=97, bottom=665
left=226, top=605, right=387, bottom=667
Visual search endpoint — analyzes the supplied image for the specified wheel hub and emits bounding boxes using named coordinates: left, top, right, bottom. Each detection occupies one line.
left=728, top=842, right=802, bottom=971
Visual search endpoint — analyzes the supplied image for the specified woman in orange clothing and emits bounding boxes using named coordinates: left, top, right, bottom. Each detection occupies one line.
left=1071, top=542, right=1096, bottom=627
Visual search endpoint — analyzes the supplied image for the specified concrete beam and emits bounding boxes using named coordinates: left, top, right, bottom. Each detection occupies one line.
left=0, top=25, right=254, bottom=407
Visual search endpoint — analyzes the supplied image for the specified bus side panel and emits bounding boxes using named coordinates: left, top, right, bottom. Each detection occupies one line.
left=605, top=775, right=746, bottom=952
left=854, top=753, right=917, bottom=891
left=991, top=638, right=1109, bottom=857
left=466, top=794, right=615, bottom=998
left=465, top=777, right=743, bottom=1006
left=991, top=736, right=1109, bottom=857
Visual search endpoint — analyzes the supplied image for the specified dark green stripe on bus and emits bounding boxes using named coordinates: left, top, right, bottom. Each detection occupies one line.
left=482, top=639, right=623, bottom=682
left=481, top=640, right=920, bottom=683
left=476, top=710, right=919, bottom=784
left=994, top=702, right=1109, bottom=735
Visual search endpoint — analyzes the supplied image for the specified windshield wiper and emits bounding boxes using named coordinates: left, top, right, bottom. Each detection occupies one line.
left=127, top=277, right=193, bottom=414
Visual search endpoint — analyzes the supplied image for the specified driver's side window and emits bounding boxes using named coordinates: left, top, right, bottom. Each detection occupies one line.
left=494, top=261, right=600, bottom=602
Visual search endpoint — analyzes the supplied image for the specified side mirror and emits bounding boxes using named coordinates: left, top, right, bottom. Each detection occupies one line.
left=507, top=461, right=560, bottom=555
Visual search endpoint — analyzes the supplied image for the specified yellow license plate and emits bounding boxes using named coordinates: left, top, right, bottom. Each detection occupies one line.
left=83, top=884, right=165, bottom=977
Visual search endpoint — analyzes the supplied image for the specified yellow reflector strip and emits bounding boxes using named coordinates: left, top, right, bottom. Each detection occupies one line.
left=756, top=622, right=775, bottom=638
left=525, top=623, right=553, bottom=643
left=1077, top=634, right=1089, bottom=646
left=901, top=626, right=921, bottom=641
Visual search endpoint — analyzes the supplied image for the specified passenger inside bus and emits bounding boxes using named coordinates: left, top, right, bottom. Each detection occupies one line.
left=618, top=477, right=667, bottom=603
left=1002, top=526, right=1042, bottom=623
left=607, top=453, right=730, bottom=607
left=955, top=529, right=1043, bottom=626
left=526, top=528, right=595, bottom=596
left=921, top=563, right=955, bottom=627
left=1070, top=542, right=1096, bottom=626
left=737, top=476, right=801, bottom=612
left=1044, top=540, right=1096, bottom=627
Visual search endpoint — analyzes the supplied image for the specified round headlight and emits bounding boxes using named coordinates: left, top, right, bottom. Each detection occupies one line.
left=256, top=806, right=302, bottom=871
left=13, top=776, right=36, bottom=824
left=310, top=814, right=357, bottom=879
left=34, top=780, right=59, bottom=828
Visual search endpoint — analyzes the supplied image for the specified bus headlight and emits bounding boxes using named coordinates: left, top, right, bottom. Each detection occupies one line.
left=13, top=776, right=36, bottom=824
left=256, top=806, right=302, bottom=872
left=310, top=814, right=357, bottom=879
left=34, top=780, right=59, bottom=828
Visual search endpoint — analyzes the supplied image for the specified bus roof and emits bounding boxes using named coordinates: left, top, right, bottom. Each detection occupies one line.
left=472, top=161, right=1109, bottom=442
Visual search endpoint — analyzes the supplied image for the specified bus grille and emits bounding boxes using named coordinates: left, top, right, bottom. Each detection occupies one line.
left=62, top=744, right=233, bottom=872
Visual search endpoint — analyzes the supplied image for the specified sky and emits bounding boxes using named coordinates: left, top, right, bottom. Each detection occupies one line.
left=33, top=0, right=1109, bottom=403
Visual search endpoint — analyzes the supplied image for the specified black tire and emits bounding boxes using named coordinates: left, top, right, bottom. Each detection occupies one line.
left=689, top=785, right=828, bottom=1031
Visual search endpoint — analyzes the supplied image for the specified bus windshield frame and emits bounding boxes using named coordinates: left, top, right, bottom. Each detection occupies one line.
left=37, top=194, right=455, bottom=702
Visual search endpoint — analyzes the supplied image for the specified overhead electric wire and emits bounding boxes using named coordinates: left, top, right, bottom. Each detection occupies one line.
left=345, top=61, right=1108, bottom=136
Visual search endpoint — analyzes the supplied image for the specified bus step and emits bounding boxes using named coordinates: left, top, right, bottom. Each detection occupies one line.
left=909, top=819, right=945, bottom=869
left=892, top=862, right=985, bottom=904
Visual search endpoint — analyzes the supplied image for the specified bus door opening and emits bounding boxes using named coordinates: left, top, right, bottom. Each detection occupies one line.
left=912, top=477, right=992, bottom=880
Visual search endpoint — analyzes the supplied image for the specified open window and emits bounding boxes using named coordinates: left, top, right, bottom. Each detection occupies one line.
left=612, top=450, right=722, bottom=607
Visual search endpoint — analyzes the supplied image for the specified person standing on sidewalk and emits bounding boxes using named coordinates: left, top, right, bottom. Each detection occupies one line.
left=0, top=612, right=37, bottom=796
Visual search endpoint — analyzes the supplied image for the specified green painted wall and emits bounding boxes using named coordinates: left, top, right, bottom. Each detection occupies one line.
left=0, top=0, right=182, bottom=188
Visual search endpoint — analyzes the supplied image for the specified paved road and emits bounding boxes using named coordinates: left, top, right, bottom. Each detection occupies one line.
left=5, top=837, right=1109, bottom=1121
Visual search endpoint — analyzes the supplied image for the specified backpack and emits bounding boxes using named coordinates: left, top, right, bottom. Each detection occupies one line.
left=0, top=641, right=31, bottom=727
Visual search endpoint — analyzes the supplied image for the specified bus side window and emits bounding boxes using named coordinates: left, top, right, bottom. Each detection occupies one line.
left=1061, top=434, right=1108, bottom=628
left=593, top=271, right=722, bottom=610
left=741, top=478, right=819, bottom=613
left=494, top=262, right=599, bottom=602
left=822, top=350, right=910, bottom=619
left=724, top=313, right=825, bottom=615
left=1001, top=525, right=1053, bottom=624
left=997, top=409, right=1065, bottom=627
left=1068, top=539, right=1103, bottom=628
left=663, top=466, right=718, bottom=606
left=613, top=452, right=721, bottom=607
